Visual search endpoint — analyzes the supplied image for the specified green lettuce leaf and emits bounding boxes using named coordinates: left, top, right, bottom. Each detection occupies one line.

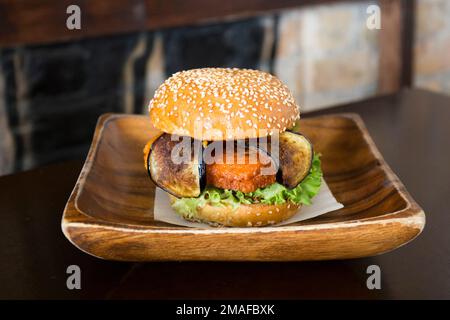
left=171, top=153, right=323, bottom=218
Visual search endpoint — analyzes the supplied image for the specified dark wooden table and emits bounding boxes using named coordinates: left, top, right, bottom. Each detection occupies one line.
left=1, top=88, right=449, bottom=299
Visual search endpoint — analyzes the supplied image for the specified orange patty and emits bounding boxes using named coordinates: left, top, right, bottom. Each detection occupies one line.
left=206, top=150, right=277, bottom=193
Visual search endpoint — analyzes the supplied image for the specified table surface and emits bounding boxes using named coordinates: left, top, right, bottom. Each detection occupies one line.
left=1, top=88, right=449, bottom=299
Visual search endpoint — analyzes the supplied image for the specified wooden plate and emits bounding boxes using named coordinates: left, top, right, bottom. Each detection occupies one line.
left=62, top=113, right=425, bottom=261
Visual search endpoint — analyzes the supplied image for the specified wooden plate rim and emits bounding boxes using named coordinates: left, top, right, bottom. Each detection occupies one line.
left=62, top=113, right=425, bottom=237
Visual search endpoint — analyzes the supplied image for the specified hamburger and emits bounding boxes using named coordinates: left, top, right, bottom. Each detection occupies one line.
left=144, top=68, right=322, bottom=227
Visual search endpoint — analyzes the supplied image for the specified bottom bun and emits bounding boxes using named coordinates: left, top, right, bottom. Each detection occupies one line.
left=169, top=195, right=300, bottom=227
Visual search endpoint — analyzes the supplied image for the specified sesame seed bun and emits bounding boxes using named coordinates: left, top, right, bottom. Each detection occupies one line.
left=149, top=68, right=300, bottom=141
left=169, top=195, right=300, bottom=227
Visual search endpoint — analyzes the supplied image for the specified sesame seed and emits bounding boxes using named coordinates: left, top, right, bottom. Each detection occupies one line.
left=146, top=68, right=299, bottom=135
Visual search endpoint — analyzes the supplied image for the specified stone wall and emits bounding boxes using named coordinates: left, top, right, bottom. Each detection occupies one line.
left=0, top=34, right=152, bottom=173
left=414, top=0, right=450, bottom=92
left=0, top=18, right=268, bottom=174
left=275, top=2, right=379, bottom=111
left=0, top=0, right=449, bottom=175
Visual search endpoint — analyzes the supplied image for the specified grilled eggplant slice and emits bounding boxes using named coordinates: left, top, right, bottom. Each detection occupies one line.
left=277, top=131, right=313, bottom=188
left=147, top=133, right=205, bottom=198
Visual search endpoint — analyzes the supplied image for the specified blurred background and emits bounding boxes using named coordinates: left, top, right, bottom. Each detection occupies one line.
left=0, top=0, right=449, bottom=175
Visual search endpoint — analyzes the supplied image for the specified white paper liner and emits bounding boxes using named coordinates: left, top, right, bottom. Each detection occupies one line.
left=153, top=178, right=343, bottom=228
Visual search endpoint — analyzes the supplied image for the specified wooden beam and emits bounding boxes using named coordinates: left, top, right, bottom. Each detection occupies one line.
left=0, top=0, right=147, bottom=47
left=378, top=0, right=403, bottom=94
left=145, top=0, right=350, bottom=30
left=401, top=0, right=415, bottom=87
left=378, top=0, right=415, bottom=93
left=0, top=0, right=353, bottom=48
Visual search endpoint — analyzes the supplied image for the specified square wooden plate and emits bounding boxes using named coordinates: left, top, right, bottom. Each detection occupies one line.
left=62, top=113, right=425, bottom=261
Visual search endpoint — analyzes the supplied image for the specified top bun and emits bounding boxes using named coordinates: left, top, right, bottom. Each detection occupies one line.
left=149, top=68, right=300, bottom=141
